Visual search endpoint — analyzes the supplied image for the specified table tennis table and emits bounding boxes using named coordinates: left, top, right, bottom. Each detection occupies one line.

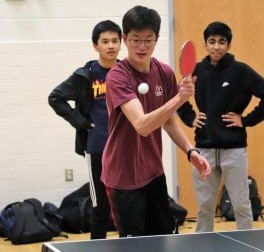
left=42, top=229, right=264, bottom=252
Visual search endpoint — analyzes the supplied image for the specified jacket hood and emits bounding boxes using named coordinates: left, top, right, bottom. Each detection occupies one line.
left=202, top=53, right=235, bottom=70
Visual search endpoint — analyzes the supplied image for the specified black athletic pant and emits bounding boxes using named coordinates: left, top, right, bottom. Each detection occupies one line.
left=106, top=174, right=175, bottom=237
left=90, top=153, right=110, bottom=239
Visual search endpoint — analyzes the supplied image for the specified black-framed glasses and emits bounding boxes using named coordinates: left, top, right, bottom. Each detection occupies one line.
left=127, top=38, right=157, bottom=47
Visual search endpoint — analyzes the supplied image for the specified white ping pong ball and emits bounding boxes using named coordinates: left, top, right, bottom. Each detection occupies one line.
left=138, top=82, right=149, bottom=94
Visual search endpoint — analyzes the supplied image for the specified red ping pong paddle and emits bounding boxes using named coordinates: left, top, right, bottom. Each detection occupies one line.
left=179, top=40, right=196, bottom=76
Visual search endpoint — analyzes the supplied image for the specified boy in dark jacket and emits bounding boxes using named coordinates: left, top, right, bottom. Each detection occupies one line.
left=48, top=20, right=122, bottom=239
left=178, top=21, right=264, bottom=232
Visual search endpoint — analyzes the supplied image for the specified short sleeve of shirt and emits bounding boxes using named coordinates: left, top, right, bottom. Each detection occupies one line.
left=106, top=62, right=137, bottom=111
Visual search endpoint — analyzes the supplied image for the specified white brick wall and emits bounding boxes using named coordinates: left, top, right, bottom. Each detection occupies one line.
left=0, top=0, right=174, bottom=209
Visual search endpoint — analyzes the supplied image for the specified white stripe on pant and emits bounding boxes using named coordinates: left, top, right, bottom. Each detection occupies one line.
left=87, top=154, right=97, bottom=207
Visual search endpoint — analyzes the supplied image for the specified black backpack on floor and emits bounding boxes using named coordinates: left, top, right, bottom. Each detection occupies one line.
left=219, top=176, right=263, bottom=221
left=0, top=198, right=64, bottom=244
left=59, top=183, right=93, bottom=233
left=168, top=196, right=188, bottom=226
left=219, top=186, right=235, bottom=221
left=59, top=183, right=116, bottom=234
left=248, top=176, right=263, bottom=220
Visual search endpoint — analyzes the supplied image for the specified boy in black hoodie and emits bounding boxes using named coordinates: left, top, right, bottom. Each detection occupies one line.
left=178, top=21, right=264, bottom=232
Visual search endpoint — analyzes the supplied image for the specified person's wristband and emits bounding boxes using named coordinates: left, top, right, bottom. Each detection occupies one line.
left=187, top=148, right=200, bottom=162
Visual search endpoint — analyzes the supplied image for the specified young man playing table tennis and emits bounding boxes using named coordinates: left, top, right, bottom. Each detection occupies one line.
left=101, top=5, right=210, bottom=237
left=178, top=21, right=264, bottom=232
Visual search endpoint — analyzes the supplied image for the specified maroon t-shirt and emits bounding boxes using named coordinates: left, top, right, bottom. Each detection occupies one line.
left=101, top=57, right=178, bottom=189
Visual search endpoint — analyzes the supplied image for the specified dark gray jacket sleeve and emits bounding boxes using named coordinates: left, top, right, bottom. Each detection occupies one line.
left=48, top=74, right=92, bottom=130
left=241, top=65, right=264, bottom=127
left=177, top=101, right=196, bottom=127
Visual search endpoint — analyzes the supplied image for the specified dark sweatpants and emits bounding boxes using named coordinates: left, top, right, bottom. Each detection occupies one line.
left=89, top=153, right=110, bottom=239
left=106, top=174, right=175, bottom=237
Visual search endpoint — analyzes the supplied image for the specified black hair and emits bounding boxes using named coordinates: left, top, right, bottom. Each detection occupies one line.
left=122, top=5, right=161, bottom=37
left=203, top=21, right=232, bottom=44
left=92, top=20, right=122, bottom=45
